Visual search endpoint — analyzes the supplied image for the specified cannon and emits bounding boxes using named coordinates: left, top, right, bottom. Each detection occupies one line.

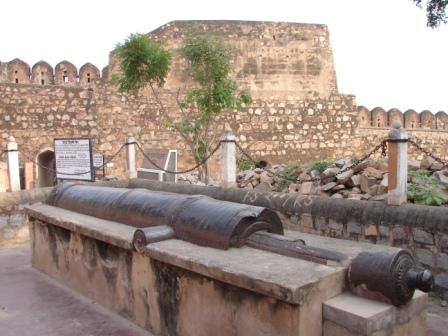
left=47, top=183, right=433, bottom=306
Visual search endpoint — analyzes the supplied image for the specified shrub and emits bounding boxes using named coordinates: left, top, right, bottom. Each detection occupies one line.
left=408, top=170, right=446, bottom=206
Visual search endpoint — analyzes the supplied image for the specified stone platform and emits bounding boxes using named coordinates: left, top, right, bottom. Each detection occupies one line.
left=25, top=202, right=433, bottom=336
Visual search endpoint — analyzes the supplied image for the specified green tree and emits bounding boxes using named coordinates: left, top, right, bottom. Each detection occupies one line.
left=113, top=31, right=251, bottom=183
left=413, top=0, right=448, bottom=28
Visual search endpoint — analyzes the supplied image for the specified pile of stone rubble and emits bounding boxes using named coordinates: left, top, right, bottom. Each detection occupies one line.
left=237, top=156, right=448, bottom=202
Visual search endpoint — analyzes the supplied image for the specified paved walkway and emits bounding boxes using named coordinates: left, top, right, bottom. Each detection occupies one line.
left=0, top=243, right=446, bottom=336
left=0, top=244, right=150, bottom=336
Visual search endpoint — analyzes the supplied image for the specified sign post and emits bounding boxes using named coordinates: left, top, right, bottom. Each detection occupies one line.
left=54, top=138, right=94, bottom=181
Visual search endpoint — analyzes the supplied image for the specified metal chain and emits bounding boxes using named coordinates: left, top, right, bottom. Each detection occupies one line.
left=235, top=139, right=388, bottom=183
left=17, top=143, right=126, bottom=176
left=408, top=138, right=448, bottom=169
left=135, top=141, right=221, bottom=175
left=334, top=139, right=388, bottom=178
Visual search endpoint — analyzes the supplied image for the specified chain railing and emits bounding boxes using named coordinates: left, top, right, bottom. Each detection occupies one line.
left=408, top=137, right=448, bottom=169
left=235, top=139, right=389, bottom=184
left=3, top=134, right=446, bottom=184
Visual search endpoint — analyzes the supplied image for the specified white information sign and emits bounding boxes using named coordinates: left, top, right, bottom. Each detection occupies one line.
left=93, top=153, right=104, bottom=168
left=54, top=138, right=94, bottom=181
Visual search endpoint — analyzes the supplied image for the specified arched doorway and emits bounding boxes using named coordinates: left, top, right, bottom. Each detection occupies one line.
left=37, top=149, right=56, bottom=187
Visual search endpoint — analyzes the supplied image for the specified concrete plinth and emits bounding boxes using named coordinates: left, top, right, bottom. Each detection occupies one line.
left=26, top=203, right=429, bottom=336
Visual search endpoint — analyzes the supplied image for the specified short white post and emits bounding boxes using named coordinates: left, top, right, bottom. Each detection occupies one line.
left=6, top=136, right=21, bottom=191
left=220, top=131, right=237, bottom=189
left=125, top=136, right=137, bottom=179
left=387, top=121, right=408, bottom=206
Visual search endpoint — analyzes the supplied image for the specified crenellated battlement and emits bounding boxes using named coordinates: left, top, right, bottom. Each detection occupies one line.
left=357, top=106, right=448, bottom=131
left=0, top=58, right=109, bottom=86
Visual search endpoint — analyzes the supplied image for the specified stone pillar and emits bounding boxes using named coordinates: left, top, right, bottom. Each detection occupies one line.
left=125, top=136, right=137, bottom=179
left=388, top=121, right=408, bottom=206
left=220, top=131, right=236, bottom=189
left=6, top=136, right=21, bottom=191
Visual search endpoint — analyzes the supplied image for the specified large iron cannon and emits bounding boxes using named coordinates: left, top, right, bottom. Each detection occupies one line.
left=47, top=183, right=433, bottom=306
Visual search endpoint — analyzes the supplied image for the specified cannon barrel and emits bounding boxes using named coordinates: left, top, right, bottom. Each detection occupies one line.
left=47, top=183, right=283, bottom=249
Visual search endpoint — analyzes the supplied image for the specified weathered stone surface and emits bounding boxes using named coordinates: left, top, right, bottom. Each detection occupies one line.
left=328, top=219, right=343, bottom=231
left=378, top=226, right=390, bottom=237
left=323, top=291, right=427, bottom=336
left=413, top=228, right=434, bottom=245
left=336, top=169, right=353, bottom=184
left=360, top=175, right=377, bottom=193
left=320, top=182, right=337, bottom=192
left=408, top=159, right=421, bottom=171
left=362, top=167, right=383, bottom=179
left=301, top=214, right=314, bottom=229
left=347, top=221, right=361, bottom=235
left=364, top=225, right=378, bottom=237
left=391, top=227, right=408, bottom=241
left=437, top=253, right=448, bottom=271
left=347, top=174, right=361, bottom=187
left=289, top=183, right=300, bottom=193
left=259, top=171, right=274, bottom=185
left=433, top=170, right=448, bottom=184
left=420, top=156, right=435, bottom=170
left=322, top=167, right=340, bottom=178
left=299, top=182, right=313, bottom=195
left=416, top=248, right=435, bottom=267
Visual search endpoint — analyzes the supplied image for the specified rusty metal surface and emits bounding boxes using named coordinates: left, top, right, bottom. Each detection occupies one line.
left=348, top=249, right=434, bottom=306
left=247, top=231, right=348, bottom=266
left=47, top=183, right=284, bottom=250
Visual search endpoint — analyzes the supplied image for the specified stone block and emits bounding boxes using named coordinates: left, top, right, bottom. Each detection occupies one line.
left=439, top=234, right=448, bottom=253
left=437, top=252, right=448, bottom=271
left=391, top=226, right=408, bottom=242
left=299, top=181, right=313, bottom=195
left=336, top=169, right=353, bottom=184
left=0, top=227, right=16, bottom=239
left=378, top=226, right=390, bottom=237
left=321, top=182, right=337, bottom=191
left=347, top=174, right=361, bottom=187
left=329, top=219, right=344, bottom=232
left=433, top=170, right=448, bottom=184
left=412, top=228, right=434, bottom=245
left=9, top=214, right=23, bottom=227
left=360, top=175, right=377, bottom=193
left=364, top=225, right=378, bottom=237
left=0, top=216, right=8, bottom=229
left=289, top=214, right=299, bottom=225
left=415, top=248, right=435, bottom=267
left=408, top=159, right=421, bottom=171
left=362, top=167, right=383, bottom=179
left=323, top=291, right=427, bottom=336
left=315, top=216, right=328, bottom=231
left=420, top=156, right=435, bottom=170
left=301, top=214, right=314, bottom=229
left=347, top=221, right=361, bottom=235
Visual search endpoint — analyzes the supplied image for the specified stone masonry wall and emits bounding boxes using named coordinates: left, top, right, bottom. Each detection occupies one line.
left=1, top=78, right=448, bottom=184
left=0, top=79, right=360, bottom=182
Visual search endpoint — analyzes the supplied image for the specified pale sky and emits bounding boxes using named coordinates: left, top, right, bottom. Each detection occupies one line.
left=1, top=0, right=447, bottom=112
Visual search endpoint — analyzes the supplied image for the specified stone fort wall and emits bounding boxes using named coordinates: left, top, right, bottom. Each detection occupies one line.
left=0, top=20, right=447, bottom=185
